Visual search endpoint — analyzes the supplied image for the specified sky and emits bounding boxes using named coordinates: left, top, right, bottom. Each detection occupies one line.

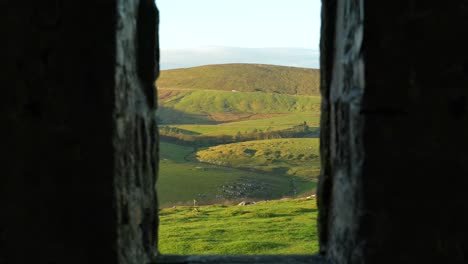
left=155, top=0, right=321, bottom=69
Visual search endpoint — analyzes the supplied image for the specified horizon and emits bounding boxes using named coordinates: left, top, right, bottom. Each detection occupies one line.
left=159, top=61, right=320, bottom=71
left=156, top=0, right=321, bottom=69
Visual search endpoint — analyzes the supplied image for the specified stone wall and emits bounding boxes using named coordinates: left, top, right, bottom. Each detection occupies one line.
left=319, top=1, right=468, bottom=263
left=0, top=0, right=159, bottom=263
left=318, top=0, right=365, bottom=262
left=115, top=0, right=159, bottom=263
left=3, top=0, right=468, bottom=263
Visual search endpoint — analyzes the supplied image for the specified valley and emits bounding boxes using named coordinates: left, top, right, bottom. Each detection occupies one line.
left=156, top=63, right=321, bottom=255
left=156, top=64, right=321, bottom=207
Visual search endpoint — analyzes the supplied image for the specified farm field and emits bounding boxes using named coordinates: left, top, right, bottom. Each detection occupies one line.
left=158, top=198, right=319, bottom=255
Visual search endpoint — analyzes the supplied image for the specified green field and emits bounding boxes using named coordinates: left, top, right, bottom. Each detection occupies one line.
left=157, top=63, right=320, bottom=96
left=197, top=138, right=319, bottom=177
left=156, top=63, right=321, bottom=255
left=158, top=89, right=321, bottom=124
left=158, top=198, right=319, bottom=255
left=158, top=142, right=292, bottom=207
left=156, top=63, right=321, bottom=207
left=172, top=112, right=320, bottom=136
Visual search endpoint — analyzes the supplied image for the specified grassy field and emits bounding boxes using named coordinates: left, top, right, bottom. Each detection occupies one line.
left=157, top=63, right=320, bottom=96
left=157, top=63, right=321, bottom=207
left=158, top=138, right=319, bottom=207
left=156, top=63, right=321, bottom=255
left=158, top=89, right=321, bottom=124
left=158, top=198, right=319, bottom=255
left=158, top=142, right=293, bottom=207
left=197, top=138, right=320, bottom=179
left=172, top=112, right=320, bottom=136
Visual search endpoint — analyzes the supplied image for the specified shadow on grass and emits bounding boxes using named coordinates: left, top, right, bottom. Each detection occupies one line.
left=157, top=106, right=220, bottom=125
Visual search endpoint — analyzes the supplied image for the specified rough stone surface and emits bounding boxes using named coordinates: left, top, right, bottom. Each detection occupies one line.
left=0, top=0, right=159, bottom=263
left=318, top=0, right=365, bottom=263
left=319, top=1, right=468, bottom=263
left=115, top=0, right=159, bottom=263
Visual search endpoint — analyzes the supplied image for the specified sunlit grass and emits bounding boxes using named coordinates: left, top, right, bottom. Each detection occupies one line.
left=158, top=198, right=319, bottom=255
left=196, top=138, right=320, bottom=179
left=173, top=112, right=320, bottom=136
left=158, top=89, right=321, bottom=125
left=158, top=142, right=291, bottom=207
left=157, top=64, right=320, bottom=96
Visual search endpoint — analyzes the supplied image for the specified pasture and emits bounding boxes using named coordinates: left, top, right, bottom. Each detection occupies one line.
left=158, top=198, right=319, bottom=255
left=172, top=112, right=320, bottom=136
left=158, top=89, right=321, bottom=124
left=158, top=142, right=293, bottom=207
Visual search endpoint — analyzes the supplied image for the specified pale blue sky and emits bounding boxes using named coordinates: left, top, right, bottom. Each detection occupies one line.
left=155, top=0, right=321, bottom=69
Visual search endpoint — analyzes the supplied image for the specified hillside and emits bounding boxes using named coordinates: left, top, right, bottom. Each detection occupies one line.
left=156, top=63, right=322, bottom=208
left=173, top=112, right=320, bottom=136
left=158, top=142, right=292, bottom=207
left=157, top=63, right=320, bottom=96
left=197, top=138, right=320, bottom=179
left=158, top=89, right=321, bottom=124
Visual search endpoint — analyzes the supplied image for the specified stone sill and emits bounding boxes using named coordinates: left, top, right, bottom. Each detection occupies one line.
left=155, top=254, right=327, bottom=264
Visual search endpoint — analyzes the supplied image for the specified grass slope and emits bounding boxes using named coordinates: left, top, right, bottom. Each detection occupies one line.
left=196, top=138, right=320, bottom=195
left=157, top=63, right=320, bottom=96
left=173, top=112, right=320, bottom=136
left=158, top=142, right=292, bottom=207
left=197, top=138, right=320, bottom=179
left=159, top=198, right=318, bottom=255
left=158, top=89, right=321, bottom=124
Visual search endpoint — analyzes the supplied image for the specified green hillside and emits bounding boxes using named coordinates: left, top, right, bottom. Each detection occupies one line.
left=157, top=63, right=320, bottom=96
left=156, top=63, right=321, bottom=208
left=156, top=63, right=321, bottom=255
left=197, top=138, right=320, bottom=180
left=158, top=142, right=292, bottom=207
left=173, top=112, right=320, bottom=136
left=159, top=198, right=318, bottom=255
left=158, top=89, right=321, bottom=124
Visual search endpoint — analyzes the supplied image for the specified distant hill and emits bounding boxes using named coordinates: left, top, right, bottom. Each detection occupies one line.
left=157, top=63, right=320, bottom=96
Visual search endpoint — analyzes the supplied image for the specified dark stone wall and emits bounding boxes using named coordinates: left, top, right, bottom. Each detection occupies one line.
left=318, top=0, right=365, bottom=262
left=115, top=0, right=159, bottom=263
left=4, top=0, right=468, bottom=263
left=319, top=1, right=468, bottom=263
left=0, top=0, right=159, bottom=263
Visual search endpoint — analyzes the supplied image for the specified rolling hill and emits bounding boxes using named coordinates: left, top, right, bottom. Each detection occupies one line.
left=156, top=63, right=321, bottom=255
left=157, top=63, right=320, bottom=96
left=156, top=63, right=321, bottom=206
left=158, top=89, right=321, bottom=124
left=158, top=142, right=292, bottom=207
left=196, top=138, right=320, bottom=179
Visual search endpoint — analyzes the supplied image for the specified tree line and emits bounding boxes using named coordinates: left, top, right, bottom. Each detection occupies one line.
left=159, top=122, right=318, bottom=148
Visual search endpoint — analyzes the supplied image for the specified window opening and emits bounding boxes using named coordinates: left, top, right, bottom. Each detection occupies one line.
left=155, top=0, right=321, bottom=255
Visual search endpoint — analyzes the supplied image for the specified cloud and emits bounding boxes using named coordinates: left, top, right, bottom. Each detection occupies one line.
left=160, top=46, right=320, bottom=70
